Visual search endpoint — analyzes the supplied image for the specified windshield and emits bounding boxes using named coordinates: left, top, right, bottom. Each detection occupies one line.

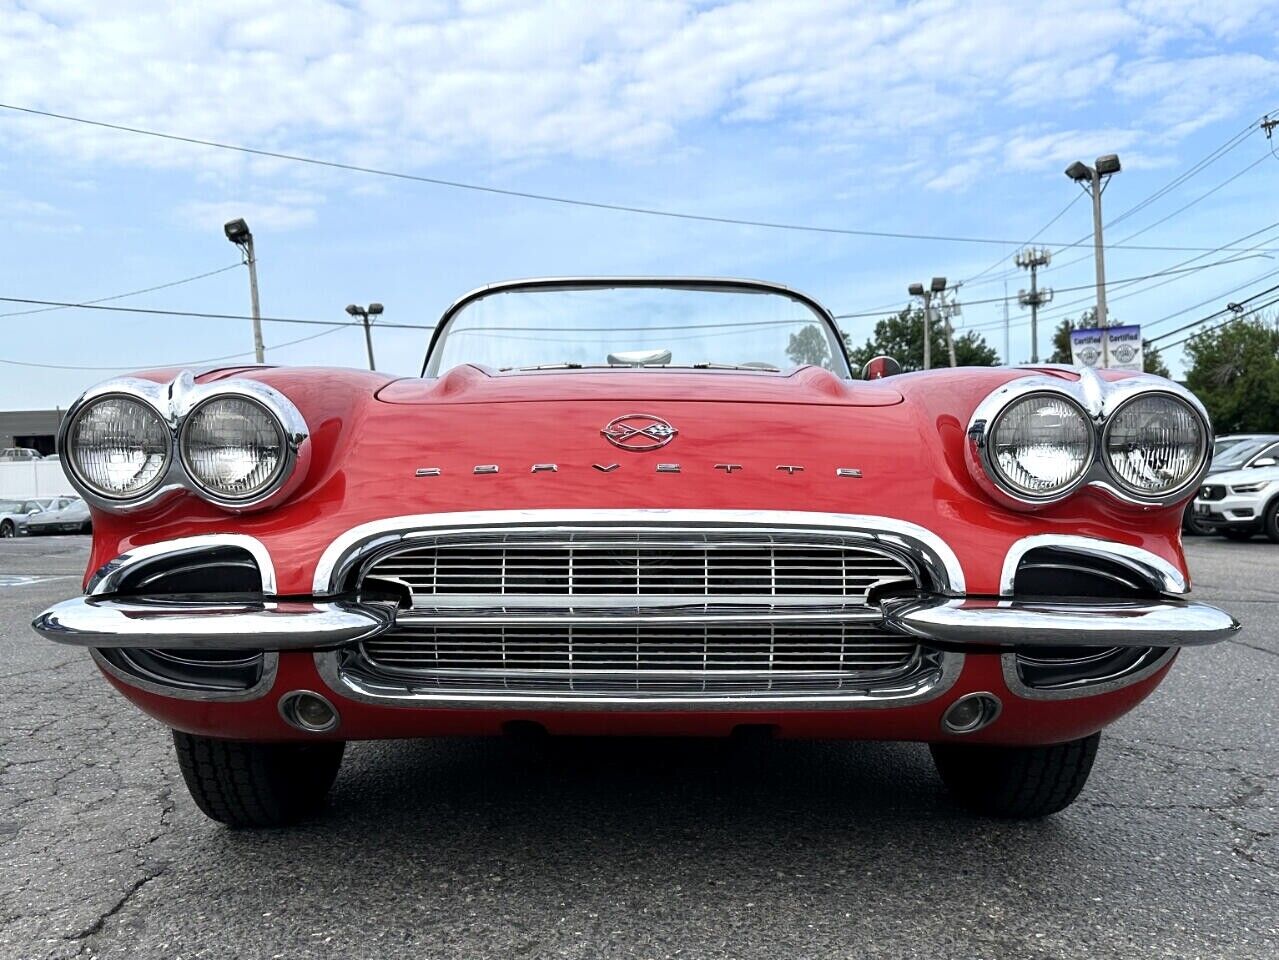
left=0, top=501, right=22, bottom=513
left=1212, top=438, right=1273, bottom=470
left=424, top=281, right=850, bottom=377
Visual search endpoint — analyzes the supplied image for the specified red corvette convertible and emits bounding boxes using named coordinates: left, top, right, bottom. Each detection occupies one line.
left=33, top=278, right=1238, bottom=826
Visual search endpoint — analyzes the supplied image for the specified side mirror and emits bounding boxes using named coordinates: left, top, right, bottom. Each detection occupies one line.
left=1251, top=457, right=1277, bottom=468
left=861, top=355, right=902, bottom=380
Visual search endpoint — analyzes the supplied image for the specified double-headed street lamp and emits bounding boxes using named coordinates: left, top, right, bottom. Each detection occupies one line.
left=346, top=302, right=384, bottom=371
left=223, top=218, right=264, bottom=364
left=908, top=276, right=947, bottom=370
left=1066, top=154, right=1121, bottom=328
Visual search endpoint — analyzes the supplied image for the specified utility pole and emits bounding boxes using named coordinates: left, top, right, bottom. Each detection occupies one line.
left=1002, top=280, right=1011, bottom=364
left=908, top=277, right=948, bottom=370
left=224, top=219, right=264, bottom=363
left=939, top=284, right=961, bottom=367
left=1016, top=248, right=1053, bottom=363
left=1066, top=154, right=1122, bottom=328
left=346, top=303, right=384, bottom=371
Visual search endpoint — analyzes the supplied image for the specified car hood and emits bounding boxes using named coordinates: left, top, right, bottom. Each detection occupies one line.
left=1202, top=465, right=1279, bottom=487
left=377, top=364, right=904, bottom=407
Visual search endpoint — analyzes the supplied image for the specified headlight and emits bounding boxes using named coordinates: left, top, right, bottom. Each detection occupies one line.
left=1230, top=480, right=1271, bottom=494
left=67, top=396, right=171, bottom=499
left=988, top=394, right=1093, bottom=499
left=1103, top=394, right=1206, bottom=497
left=180, top=396, right=288, bottom=502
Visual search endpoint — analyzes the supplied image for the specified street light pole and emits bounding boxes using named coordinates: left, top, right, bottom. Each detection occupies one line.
left=908, top=277, right=947, bottom=370
left=346, top=303, right=384, bottom=371
left=1089, top=166, right=1109, bottom=328
left=1066, top=154, right=1121, bottom=329
left=224, top=219, right=264, bottom=363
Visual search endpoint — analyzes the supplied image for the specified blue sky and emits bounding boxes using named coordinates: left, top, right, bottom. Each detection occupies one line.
left=2, top=0, right=1278, bottom=409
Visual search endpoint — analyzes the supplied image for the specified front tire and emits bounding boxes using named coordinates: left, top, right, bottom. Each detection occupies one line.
left=173, top=731, right=345, bottom=828
left=930, top=733, right=1100, bottom=819
left=0, top=521, right=13, bottom=538
left=1263, top=499, right=1279, bottom=544
left=1181, top=504, right=1211, bottom=536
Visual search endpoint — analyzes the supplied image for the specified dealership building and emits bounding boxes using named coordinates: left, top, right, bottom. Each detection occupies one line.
left=0, top=409, right=64, bottom=456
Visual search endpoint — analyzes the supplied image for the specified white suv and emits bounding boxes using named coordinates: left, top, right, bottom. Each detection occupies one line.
left=1192, top=462, right=1279, bottom=542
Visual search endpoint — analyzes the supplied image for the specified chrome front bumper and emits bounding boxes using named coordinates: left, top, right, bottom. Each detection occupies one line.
left=32, top=593, right=1238, bottom=651
left=33, top=596, right=392, bottom=650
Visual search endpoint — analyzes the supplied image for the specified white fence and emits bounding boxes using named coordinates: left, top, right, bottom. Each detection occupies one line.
left=0, top=461, right=76, bottom=499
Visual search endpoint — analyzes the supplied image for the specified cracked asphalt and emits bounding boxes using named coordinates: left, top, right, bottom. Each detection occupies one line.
left=0, top=535, right=1275, bottom=959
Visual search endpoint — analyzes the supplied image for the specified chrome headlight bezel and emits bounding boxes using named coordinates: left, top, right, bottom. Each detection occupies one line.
left=1098, top=390, right=1210, bottom=502
left=62, top=388, right=174, bottom=503
left=177, top=390, right=300, bottom=509
left=967, top=369, right=1213, bottom=511
left=981, top=390, right=1095, bottom=504
left=57, top=371, right=310, bottom=514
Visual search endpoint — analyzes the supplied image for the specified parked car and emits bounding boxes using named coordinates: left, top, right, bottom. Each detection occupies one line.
left=0, top=498, right=56, bottom=538
left=18, top=496, right=91, bottom=535
left=31, top=277, right=1237, bottom=827
left=1191, top=464, right=1279, bottom=542
left=1182, top=433, right=1279, bottom=535
left=0, top=447, right=44, bottom=461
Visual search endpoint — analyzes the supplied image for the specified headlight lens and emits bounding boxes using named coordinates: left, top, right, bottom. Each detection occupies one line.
left=1231, top=480, right=1271, bottom=494
left=181, top=396, right=287, bottom=501
left=1103, top=394, right=1205, bottom=496
left=989, top=394, right=1093, bottom=498
left=68, top=396, right=170, bottom=498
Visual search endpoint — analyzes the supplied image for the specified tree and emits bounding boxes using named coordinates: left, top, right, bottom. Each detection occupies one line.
left=845, top=307, right=999, bottom=373
left=1046, top=308, right=1170, bottom=378
left=785, top=324, right=835, bottom=369
left=1183, top=316, right=1279, bottom=433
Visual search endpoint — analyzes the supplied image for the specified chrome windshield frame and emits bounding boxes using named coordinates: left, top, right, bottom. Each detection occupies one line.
left=420, top=276, right=853, bottom=378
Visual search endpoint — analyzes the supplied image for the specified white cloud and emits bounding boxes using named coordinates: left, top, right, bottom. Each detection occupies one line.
left=0, top=0, right=1274, bottom=196
left=176, top=194, right=322, bottom=232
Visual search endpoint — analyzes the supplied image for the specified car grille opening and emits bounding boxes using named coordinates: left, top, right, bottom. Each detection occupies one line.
left=350, top=529, right=927, bottom=697
left=362, top=536, right=916, bottom=602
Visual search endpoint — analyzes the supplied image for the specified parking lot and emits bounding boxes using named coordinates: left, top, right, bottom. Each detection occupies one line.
left=0, top=534, right=1274, bottom=959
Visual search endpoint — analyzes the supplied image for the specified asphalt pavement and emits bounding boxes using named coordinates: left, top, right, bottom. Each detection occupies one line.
left=0, top=534, right=1275, bottom=959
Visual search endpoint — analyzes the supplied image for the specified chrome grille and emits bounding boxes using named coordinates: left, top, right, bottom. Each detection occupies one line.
left=363, top=534, right=917, bottom=604
left=359, top=621, right=919, bottom=693
left=355, top=528, right=922, bottom=695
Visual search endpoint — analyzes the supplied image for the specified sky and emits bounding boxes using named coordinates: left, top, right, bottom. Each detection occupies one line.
left=1, top=0, right=1278, bottom=409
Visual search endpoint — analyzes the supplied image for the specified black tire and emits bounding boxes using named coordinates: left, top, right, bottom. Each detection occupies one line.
left=1263, top=499, right=1279, bottom=544
left=0, top=520, right=13, bottom=538
left=930, top=733, right=1100, bottom=819
left=172, top=731, right=345, bottom=828
left=1181, top=504, right=1211, bottom=536
left=1221, top=526, right=1256, bottom=541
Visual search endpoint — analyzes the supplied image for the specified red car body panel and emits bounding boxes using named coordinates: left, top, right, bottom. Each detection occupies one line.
left=79, top=361, right=1193, bottom=744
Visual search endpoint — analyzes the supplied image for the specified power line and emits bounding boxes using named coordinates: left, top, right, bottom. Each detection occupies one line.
left=0, top=296, right=434, bottom=330
left=1, top=101, right=1274, bottom=254
left=0, top=263, right=242, bottom=318
left=0, top=324, right=350, bottom=372
left=1156, top=295, right=1279, bottom=352
left=1147, top=282, right=1279, bottom=344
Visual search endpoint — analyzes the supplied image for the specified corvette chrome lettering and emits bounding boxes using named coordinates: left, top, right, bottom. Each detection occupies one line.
left=414, top=463, right=858, bottom=477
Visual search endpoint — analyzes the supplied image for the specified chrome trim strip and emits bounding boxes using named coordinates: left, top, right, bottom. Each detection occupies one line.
left=1000, top=647, right=1178, bottom=701
left=90, top=648, right=280, bottom=703
left=313, top=648, right=964, bottom=711
left=965, top=372, right=1213, bottom=511
left=86, top=533, right=278, bottom=596
left=387, top=606, right=887, bottom=626
left=882, top=597, right=1239, bottom=648
left=311, top=509, right=967, bottom=596
left=58, top=371, right=310, bottom=514
left=421, top=276, right=852, bottom=378
left=33, top=596, right=392, bottom=650
left=999, top=534, right=1188, bottom=596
